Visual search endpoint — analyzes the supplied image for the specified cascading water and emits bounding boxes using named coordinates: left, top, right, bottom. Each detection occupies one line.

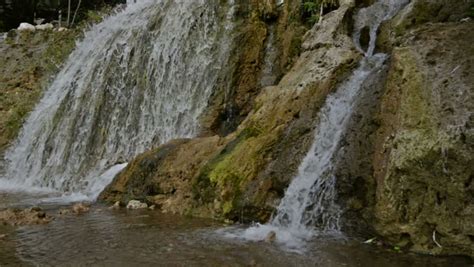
left=235, top=0, right=408, bottom=251
left=353, top=0, right=409, bottom=56
left=0, top=0, right=236, bottom=200
left=260, top=24, right=279, bottom=87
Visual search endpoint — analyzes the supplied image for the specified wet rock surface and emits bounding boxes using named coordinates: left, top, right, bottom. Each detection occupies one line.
left=0, top=207, right=53, bottom=226
left=100, top=0, right=474, bottom=258
left=201, top=0, right=307, bottom=136
left=126, top=200, right=148, bottom=210
left=1, top=0, right=471, bottom=259
left=372, top=21, right=474, bottom=257
left=101, top=1, right=361, bottom=222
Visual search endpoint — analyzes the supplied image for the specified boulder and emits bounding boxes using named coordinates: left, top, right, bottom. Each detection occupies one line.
left=72, top=203, right=91, bottom=214
left=108, top=201, right=121, bottom=210
left=126, top=200, right=148, bottom=210
left=35, top=23, right=53, bottom=31
left=265, top=231, right=277, bottom=243
left=17, top=22, right=35, bottom=31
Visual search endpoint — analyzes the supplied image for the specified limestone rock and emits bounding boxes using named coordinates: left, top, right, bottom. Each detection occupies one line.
left=35, top=23, right=53, bottom=31
left=108, top=201, right=121, bottom=210
left=126, top=200, right=148, bottom=210
left=0, top=24, right=79, bottom=154
left=101, top=3, right=359, bottom=221
left=17, top=22, right=36, bottom=31
left=72, top=203, right=91, bottom=214
left=265, top=231, right=277, bottom=243
left=0, top=207, right=53, bottom=226
left=373, top=22, right=474, bottom=257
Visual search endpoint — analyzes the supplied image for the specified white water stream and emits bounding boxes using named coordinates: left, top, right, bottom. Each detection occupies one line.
left=233, top=0, right=408, bottom=251
left=1, top=0, right=236, bottom=201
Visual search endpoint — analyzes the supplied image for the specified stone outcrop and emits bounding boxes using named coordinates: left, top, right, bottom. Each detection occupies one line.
left=101, top=0, right=474, bottom=258
left=201, top=0, right=307, bottom=136
left=0, top=8, right=113, bottom=155
left=372, top=21, right=474, bottom=257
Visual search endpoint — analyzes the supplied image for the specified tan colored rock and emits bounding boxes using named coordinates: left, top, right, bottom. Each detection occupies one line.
left=373, top=22, right=474, bottom=257
left=108, top=201, right=121, bottom=210
left=126, top=200, right=148, bottom=210
left=265, top=231, right=277, bottom=243
left=0, top=207, right=53, bottom=226
left=72, top=203, right=91, bottom=214
left=58, top=209, right=71, bottom=215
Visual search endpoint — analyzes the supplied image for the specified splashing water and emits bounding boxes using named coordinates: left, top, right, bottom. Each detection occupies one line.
left=1, top=0, right=236, bottom=201
left=235, top=54, right=388, bottom=251
left=231, top=0, right=408, bottom=252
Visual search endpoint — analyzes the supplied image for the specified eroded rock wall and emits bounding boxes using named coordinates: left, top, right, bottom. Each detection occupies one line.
left=100, top=2, right=360, bottom=221
left=200, top=0, right=307, bottom=136
left=373, top=22, right=473, bottom=257
left=99, top=0, right=474, bottom=258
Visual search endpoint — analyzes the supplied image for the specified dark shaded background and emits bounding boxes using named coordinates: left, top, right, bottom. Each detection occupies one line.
left=0, top=0, right=125, bottom=31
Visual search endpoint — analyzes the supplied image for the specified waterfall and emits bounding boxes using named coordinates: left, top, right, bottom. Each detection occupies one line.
left=0, top=0, right=235, bottom=200
left=353, top=0, right=409, bottom=56
left=237, top=0, right=408, bottom=251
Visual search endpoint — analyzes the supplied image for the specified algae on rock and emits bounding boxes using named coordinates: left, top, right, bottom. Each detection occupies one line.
left=0, top=30, right=78, bottom=154
left=373, top=22, right=474, bottom=257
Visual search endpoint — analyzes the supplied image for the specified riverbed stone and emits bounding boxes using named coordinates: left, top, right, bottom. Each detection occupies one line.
left=0, top=207, right=53, bottom=226
left=72, top=203, right=91, bottom=214
left=126, top=200, right=148, bottom=210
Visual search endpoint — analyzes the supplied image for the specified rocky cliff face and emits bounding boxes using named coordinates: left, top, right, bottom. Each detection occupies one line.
left=101, top=0, right=473, bottom=257
left=371, top=0, right=474, bottom=256
left=200, top=0, right=307, bottom=136
left=101, top=1, right=360, bottom=221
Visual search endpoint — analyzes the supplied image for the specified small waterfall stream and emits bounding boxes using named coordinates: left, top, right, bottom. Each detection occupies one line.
left=260, top=24, right=280, bottom=87
left=237, top=0, right=408, bottom=251
left=0, top=0, right=236, bottom=200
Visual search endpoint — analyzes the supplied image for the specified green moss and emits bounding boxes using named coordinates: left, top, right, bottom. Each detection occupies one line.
left=0, top=9, right=110, bottom=153
left=288, top=33, right=303, bottom=60
left=302, top=0, right=339, bottom=25
left=192, top=127, right=263, bottom=212
left=222, top=201, right=234, bottom=215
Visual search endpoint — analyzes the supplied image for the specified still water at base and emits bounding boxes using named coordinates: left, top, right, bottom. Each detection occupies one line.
left=0, top=193, right=471, bottom=266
